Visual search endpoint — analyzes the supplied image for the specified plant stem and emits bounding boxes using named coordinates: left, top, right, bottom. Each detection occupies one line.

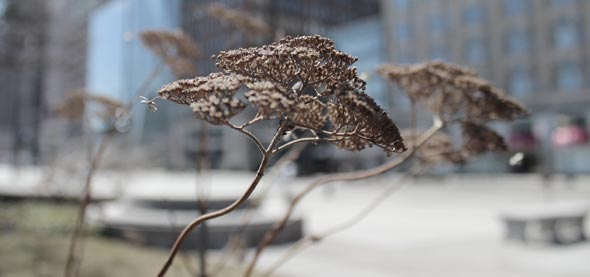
left=196, top=122, right=210, bottom=277
left=243, top=118, right=443, bottom=276
left=261, top=171, right=421, bottom=276
left=63, top=134, right=111, bottom=277
left=157, top=122, right=288, bottom=277
left=209, top=142, right=308, bottom=277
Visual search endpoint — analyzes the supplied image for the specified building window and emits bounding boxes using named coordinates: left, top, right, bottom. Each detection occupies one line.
left=0, top=0, right=7, bottom=17
left=556, top=63, right=583, bottom=91
left=393, top=0, right=411, bottom=11
left=506, top=31, right=532, bottom=54
left=503, top=0, right=529, bottom=16
left=429, top=46, right=449, bottom=61
left=508, top=69, right=535, bottom=98
left=395, top=23, right=412, bottom=41
left=463, top=3, right=485, bottom=24
left=553, top=20, right=580, bottom=50
left=551, top=0, right=577, bottom=8
left=429, top=14, right=447, bottom=34
left=396, top=46, right=415, bottom=64
left=465, top=39, right=487, bottom=64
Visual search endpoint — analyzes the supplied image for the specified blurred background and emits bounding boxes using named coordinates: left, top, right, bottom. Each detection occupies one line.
left=0, top=0, right=589, bottom=276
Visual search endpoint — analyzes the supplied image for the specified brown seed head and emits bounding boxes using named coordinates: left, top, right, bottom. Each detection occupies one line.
left=161, top=35, right=406, bottom=154
left=461, top=121, right=508, bottom=154
left=377, top=61, right=528, bottom=122
left=140, top=30, right=200, bottom=77
left=207, top=4, right=272, bottom=37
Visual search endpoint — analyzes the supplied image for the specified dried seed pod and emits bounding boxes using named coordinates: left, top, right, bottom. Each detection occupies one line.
left=140, top=30, right=200, bottom=77
left=290, top=95, right=327, bottom=130
left=54, top=90, right=123, bottom=122
left=245, top=81, right=294, bottom=119
left=378, top=61, right=528, bottom=122
left=158, top=72, right=247, bottom=105
left=328, top=84, right=406, bottom=155
left=461, top=121, right=508, bottom=154
left=207, top=4, right=272, bottom=37
left=401, top=129, right=467, bottom=165
left=213, top=35, right=358, bottom=86
left=190, top=94, right=246, bottom=125
left=160, top=35, right=406, bottom=155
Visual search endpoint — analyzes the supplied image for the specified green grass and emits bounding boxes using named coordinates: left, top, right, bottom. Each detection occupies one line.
left=0, top=201, right=250, bottom=277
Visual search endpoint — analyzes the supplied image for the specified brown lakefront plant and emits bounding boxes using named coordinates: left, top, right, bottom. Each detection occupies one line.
left=139, top=29, right=200, bottom=78
left=250, top=61, right=528, bottom=276
left=155, top=35, right=406, bottom=276
left=207, top=3, right=272, bottom=38
left=56, top=91, right=124, bottom=277
left=59, top=30, right=199, bottom=277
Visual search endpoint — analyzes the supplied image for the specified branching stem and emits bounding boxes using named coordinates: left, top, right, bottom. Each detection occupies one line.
left=243, top=116, right=444, bottom=276
left=63, top=134, right=112, bottom=277
left=156, top=122, right=288, bottom=277
left=226, top=123, right=266, bottom=154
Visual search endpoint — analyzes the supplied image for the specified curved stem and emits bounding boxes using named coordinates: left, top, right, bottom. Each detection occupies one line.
left=273, top=136, right=320, bottom=154
left=157, top=122, right=288, bottom=277
left=64, top=134, right=112, bottom=277
left=227, top=123, right=265, bottom=154
left=262, top=171, right=422, bottom=276
left=209, top=142, right=308, bottom=277
left=244, top=118, right=443, bottom=276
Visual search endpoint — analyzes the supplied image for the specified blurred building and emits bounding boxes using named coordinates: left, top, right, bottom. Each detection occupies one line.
left=381, top=0, right=590, bottom=174
left=0, top=0, right=104, bottom=165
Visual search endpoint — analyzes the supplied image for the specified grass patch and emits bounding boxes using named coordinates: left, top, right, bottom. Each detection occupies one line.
left=0, top=201, right=251, bottom=276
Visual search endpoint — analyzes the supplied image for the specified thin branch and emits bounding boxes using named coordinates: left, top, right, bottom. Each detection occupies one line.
left=209, top=142, right=309, bottom=277
left=261, top=171, right=424, bottom=276
left=64, top=134, right=112, bottom=277
left=273, top=136, right=320, bottom=154
left=157, top=122, right=288, bottom=277
left=238, top=114, right=264, bottom=129
left=226, top=123, right=265, bottom=154
left=243, top=116, right=444, bottom=276
left=166, top=207, right=199, bottom=277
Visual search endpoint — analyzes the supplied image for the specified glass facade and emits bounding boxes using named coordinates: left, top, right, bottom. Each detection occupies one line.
left=429, top=14, right=447, bottom=35
left=465, top=39, right=487, bottom=64
left=429, top=45, right=449, bottom=61
left=463, top=3, right=485, bottom=24
left=395, top=23, right=412, bottom=41
left=506, top=30, right=532, bottom=54
left=87, top=0, right=181, bottom=138
left=556, top=63, right=583, bottom=91
left=331, top=17, right=387, bottom=106
left=553, top=20, right=580, bottom=50
left=503, top=0, right=529, bottom=16
left=508, top=69, right=535, bottom=98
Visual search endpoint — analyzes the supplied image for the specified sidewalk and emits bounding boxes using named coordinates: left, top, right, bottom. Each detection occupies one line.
left=256, top=174, right=590, bottom=277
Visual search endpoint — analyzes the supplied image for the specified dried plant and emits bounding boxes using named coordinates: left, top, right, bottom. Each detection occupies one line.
left=54, top=91, right=123, bottom=277
left=250, top=61, right=528, bottom=276
left=54, top=90, right=123, bottom=124
left=401, top=129, right=467, bottom=165
left=156, top=35, right=405, bottom=276
left=377, top=61, right=527, bottom=122
left=461, top=121, right=508, bottom=154
left=207, top=3, right=272, bottom=38
left=139, top=30, right=200, bottom=77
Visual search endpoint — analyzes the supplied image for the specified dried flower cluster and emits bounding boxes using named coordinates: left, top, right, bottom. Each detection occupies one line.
left=378, top=61, right=527, bottom=161
left=377, top=61, right=527, bottom=122
left=401, top=129, right=466, bottom=165
left=207, top=4, right=272, bottom=37
left=140, top=30, right=200, bottom=77
left=54, top=90, right=123, bottom=123
left=461, top=122, right=508, bottom=155
left=159, top=35, right=406, bottom=155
